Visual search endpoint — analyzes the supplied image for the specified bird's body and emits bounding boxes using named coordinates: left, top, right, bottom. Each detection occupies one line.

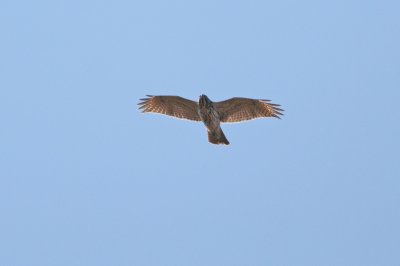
left=138, top=94, right=283, bottom=145
left=197, top=95, right=229, bottom=144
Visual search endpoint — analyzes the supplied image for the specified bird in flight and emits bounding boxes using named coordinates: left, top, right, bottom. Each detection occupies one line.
left=138, top=95, right=283, bottom=145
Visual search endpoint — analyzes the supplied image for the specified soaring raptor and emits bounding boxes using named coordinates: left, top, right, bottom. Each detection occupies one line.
left=138, top=95, right=283, bottom=145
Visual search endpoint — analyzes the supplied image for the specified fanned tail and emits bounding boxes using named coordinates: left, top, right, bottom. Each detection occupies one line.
left=208, top=128, right=230, bottom=145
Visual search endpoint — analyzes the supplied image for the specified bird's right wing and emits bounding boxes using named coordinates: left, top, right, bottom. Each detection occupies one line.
left=138, top=95, right=201, bottom=122
left=214, top=97, right=284, bottom=123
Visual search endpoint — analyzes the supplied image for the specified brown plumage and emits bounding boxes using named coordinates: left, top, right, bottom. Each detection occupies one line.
left=138, top=94, right=283, bottom=145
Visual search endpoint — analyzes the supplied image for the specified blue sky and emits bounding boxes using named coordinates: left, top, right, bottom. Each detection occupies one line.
left=1, top=0, right=399, bottom=265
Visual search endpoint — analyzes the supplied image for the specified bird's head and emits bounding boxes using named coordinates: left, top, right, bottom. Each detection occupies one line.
left=199, top=94, right=212, bottom=107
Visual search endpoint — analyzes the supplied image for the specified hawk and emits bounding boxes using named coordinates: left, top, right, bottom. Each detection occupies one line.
left=138, top=95, right=283, bottom=145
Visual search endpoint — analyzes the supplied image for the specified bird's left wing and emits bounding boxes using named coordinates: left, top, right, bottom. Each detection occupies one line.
left=138, top=95, right=201, bottom=121
left=214, top=97, right=284, bottom=123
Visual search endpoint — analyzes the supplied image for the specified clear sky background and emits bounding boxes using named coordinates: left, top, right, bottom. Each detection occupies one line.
left=1, top=0, right=399, bottom=265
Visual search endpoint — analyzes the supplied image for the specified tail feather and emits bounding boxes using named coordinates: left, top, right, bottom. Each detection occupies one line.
left=208, top=129, right=230, bottom=145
